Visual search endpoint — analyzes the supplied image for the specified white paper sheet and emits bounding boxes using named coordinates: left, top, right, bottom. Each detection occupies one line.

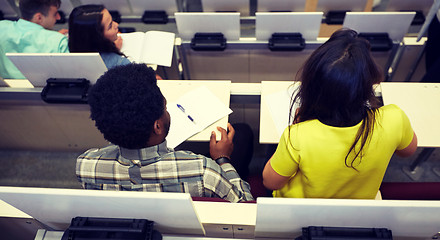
left=143, top=31, right=175, bottom=67
left=119, top=31, right=175, bottom=67
left=265, top=85, right=299, bottom=138
left=119, top=32, right=145, bottom=63
left=166, top=86, right=233, bottom=148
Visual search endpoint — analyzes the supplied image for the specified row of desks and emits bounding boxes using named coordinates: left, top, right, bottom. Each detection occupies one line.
left=0, top=186, right=440, bottom=240
left=0, top=81, right=439, bottom=149
left=0, top=81, right=438, bottom=182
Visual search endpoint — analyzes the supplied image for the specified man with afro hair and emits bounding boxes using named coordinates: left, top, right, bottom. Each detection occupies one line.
left=76, top=63, right=254, bottom=203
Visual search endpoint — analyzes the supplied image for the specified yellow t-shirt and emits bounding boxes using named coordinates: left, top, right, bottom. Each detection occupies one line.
left=270, top=104, right=414, bottom=199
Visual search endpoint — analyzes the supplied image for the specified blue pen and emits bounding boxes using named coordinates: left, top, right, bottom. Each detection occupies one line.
left=177, top=104, right=196, bottom=123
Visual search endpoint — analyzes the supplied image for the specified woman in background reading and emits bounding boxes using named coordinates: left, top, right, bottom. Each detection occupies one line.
left=68, top=4, right=129, bottom=69
left=262, top=29, right=418, bottom=199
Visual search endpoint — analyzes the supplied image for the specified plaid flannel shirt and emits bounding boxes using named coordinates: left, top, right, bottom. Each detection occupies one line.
left=76, top=141, right=254, bottom=203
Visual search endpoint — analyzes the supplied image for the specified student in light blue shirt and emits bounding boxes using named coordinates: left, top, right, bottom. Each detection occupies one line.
left=0, top=0, right=69, bottom=79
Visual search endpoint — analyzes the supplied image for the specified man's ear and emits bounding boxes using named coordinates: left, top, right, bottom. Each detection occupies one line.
left=153, top=119, right=164, bottom=135
left=30, top=12, right=44, bottom=25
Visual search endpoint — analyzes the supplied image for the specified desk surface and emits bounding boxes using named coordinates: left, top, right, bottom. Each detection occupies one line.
left=34, top=230, right=260, bottom=240
left=0, top=80, right=231, bottom=151
left=259, top=81, right=296, bottom=144
left=259, top=82, right=437, bottom=146
left=1, top=187, right=440, bottom=240
left=0, top=187, right=256, bottom=239
left=0, top=200, right=31, bottom=218
left=381, top=82, right=440, bottom=147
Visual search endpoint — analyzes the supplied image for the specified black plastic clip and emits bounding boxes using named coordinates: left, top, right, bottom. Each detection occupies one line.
left=190, top=33, right=227, bottom=51
left=296, top=226, right=392, bottom=240
left=325, top=10, right=348, bottom=25
left=358, top=32, right=393, bottom=52
left=41, top=78, right=90, bottom=104
left=61, top=217, right=162, bottom=240
left=109, top=10, right=121, bottom=23
left=142, top=10, right=168, bottom=24
left=268, top=33, right=305, bottom=51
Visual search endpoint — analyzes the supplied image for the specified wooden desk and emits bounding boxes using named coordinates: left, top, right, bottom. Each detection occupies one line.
left=381, top=82, right=440, bottom=148
left=258, top=82, right=396, bottom=144
left=0, top=187, right=256, bottom=239
left=259, top=82, right=440, bottom=179
left=259, top=81, right=297, bottom=144
left=381, top=82, right=440, bottom=179
left=0, top=200, right=47, bottom=240
left=255, top=197, right=440, bottom=239
left=178, top=38, right=398, bottom=84
left=0, top=80, right=231, bottom=151
left=16, top=196, right=440, bottom=240
left=1, top=186, right=439, bottom=240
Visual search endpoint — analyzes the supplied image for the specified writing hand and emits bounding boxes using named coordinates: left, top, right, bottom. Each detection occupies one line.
left=209, top=123, right=235, bottom=160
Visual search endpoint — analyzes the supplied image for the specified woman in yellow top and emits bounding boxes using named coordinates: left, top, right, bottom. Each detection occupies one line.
left=262, top=29, right=418, bottom=199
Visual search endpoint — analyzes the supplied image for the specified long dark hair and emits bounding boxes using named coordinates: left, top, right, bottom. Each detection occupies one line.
left=290, top=28, right=382, bottom=170
left=68, top=4, right=123, bottom=55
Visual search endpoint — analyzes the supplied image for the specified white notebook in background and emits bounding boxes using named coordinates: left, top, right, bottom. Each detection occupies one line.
left=166, top=86, right=233, bottom=148
left=119, top=31, right=175, bottom=67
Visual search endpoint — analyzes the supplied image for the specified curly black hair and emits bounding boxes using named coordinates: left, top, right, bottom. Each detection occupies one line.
left=88, top=64, right=164, bottom=149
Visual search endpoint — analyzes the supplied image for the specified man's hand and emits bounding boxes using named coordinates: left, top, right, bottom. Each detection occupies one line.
left=114, top=36, right=123, bottom=50
left=209, top=123, right=235, bottom=160
left=58, top=29, right=68, bottom=35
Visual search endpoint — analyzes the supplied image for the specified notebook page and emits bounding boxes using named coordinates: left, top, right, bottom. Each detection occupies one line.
left=166, top=86, right=232, bottom=148
left=142, top=31, right=175, bottom=67
left=119, top=32, right=146, bottom=63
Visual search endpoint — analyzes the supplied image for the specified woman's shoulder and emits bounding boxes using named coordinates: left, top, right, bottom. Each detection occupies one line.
left=377, top=104, right=409, bottom=124
left=379, top=104, right=404, bottom=114
left=100, top=52, right=131, bottom=69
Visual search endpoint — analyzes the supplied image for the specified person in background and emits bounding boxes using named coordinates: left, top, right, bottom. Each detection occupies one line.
left=262, top=29, right=418, bottom=199
left=76, top=63, right=254, bottom=203
left=68, top=4, right=163, bottom=79
left=422, top=6, right=440, bottom=82
left=68, top=4, right=128, bottom=69
left=0, top=0, right=69, bottom=79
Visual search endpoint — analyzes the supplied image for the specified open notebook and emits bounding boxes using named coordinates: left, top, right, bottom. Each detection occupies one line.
left=166, top=86, right=232, bottom=148
left=119, top=31, right=175, bottom=67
